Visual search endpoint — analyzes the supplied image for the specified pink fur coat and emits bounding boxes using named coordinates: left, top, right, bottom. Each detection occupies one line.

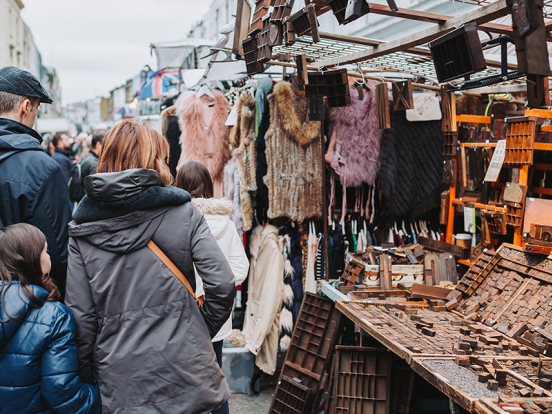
left=176, top=90, right=231, bottom=182
left=328, top=80, right=382, bottom=187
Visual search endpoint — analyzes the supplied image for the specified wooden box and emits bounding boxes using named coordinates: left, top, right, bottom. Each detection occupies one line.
left=324, top=68, right=351, bottom=108
left=241, top=36, right=264, bottom=75
left=504, top=116, right=537, bottom=165
left=289, top=4, right=319, bottom=40
left=248, top=0, right=271, bottom=36
left=304, top=71, right=327, bottom=97
left=429, top=23, right=487, bottom=83
left=343, top=0, right=371, bottom=24
left=270, top=0, right=295, bottom=23
left=257, top=15, right=272, bottom=63
left=326, top=0, right=348, bottom=25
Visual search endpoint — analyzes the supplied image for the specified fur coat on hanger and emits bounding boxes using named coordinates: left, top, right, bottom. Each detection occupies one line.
left=230, top=95, right=257, bottom=191
left=176, top=90, right=231, bottom=183
left=264, top=81, right=323, bottom=223
left=327, top=80, right=382, bottom=188
left=223, top=159, right=243, bottom=238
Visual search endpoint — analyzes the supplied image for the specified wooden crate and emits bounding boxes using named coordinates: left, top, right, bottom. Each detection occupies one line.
left=505, top=117, right=537, bottom=166
left=270, top=293, right=342, bottom=414
left=249, top=0, right=271, bottom=36
left=333, top=347, right=392, bottom=414
left=270, top=375, right=313, bottom=414
left=271, top=0, right=295, bottom=23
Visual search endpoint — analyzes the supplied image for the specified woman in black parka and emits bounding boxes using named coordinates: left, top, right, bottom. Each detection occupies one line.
left=65, top=119, right=235, bottom=414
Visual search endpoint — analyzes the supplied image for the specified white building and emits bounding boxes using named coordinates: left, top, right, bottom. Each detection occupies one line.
left=0, top=0, right=39, bottom=75
left=0, top=1, right=63, bottom=118
left=188, top=0, right=237, bottom=41
left=40, top=66, right=62, bottom=118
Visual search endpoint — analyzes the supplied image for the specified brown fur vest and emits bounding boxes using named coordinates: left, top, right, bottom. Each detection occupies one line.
left=230, top=95, right=257, bottom=192
left=264, top=82, right=322, bottom=223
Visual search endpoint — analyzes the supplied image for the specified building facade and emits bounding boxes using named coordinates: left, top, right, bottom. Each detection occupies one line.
left=0, top=0, right=39, bottom=75
left=0, top=0, right=63, bottom=118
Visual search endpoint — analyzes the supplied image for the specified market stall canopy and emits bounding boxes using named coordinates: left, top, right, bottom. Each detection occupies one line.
left=150, top=38, right=216, bottom=69
left=139, top=69, right=180, bottom=100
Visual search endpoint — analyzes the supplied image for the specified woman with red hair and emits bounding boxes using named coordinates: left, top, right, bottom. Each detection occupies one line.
left=66, top=119, right=235, bottom=414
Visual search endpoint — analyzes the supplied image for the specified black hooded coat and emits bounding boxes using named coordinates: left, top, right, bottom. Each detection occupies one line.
left=0, top=118, right=72, bottom=297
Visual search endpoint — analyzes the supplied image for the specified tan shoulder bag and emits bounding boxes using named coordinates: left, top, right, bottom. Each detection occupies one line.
left=147, top=240, right=203, bottom=306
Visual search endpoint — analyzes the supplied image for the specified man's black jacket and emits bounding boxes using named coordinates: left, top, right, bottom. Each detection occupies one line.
left=0, top=118, right=72, bottom=298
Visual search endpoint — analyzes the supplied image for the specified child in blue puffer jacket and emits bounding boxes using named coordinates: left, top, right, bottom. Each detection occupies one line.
left=0, top=223, right=101, bottom=414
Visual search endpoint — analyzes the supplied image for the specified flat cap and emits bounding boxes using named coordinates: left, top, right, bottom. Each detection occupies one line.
left=0, top=66, right=53, bottom=104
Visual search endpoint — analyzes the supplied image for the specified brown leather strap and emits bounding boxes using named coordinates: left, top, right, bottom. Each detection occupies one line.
left=147, top=240, right=203, bottom=306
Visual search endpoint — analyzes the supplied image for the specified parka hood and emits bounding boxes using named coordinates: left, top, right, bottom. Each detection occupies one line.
left=70, top=169, right=191, bottom=253
left=73, top=169, right=190, bottom=224
left=192, top=198, right=233, bottom=240
left=0, top=281, right=49, bottom=348
left=84, top=169, right=163, bottom=202
left=0, top=118, right=44, bottom=150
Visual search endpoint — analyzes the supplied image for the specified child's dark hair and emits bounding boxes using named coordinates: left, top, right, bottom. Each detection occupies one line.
left=175, top=160, right=214, bottom=199
left=0, top=223, right=59, bottom=322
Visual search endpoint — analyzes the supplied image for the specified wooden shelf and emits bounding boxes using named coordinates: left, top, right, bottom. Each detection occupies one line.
left=456, top=143, right=552, bottom=150
left=459, top=142, right=498, bottom=148
left=535, top=143, right=552, bottom=151
left=457, top=115, right=491, bottom=124
left=524, top=108, right=552, bottom=118
left=457, top=259, right=474, bottom=267
left=452, top=199, right=508, bottom=213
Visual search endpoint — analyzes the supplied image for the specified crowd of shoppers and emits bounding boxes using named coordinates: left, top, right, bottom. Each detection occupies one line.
left=0, top=66, right=246, bottom=414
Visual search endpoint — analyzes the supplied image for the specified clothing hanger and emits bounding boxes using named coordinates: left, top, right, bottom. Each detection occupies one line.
left=410, top=223, right=417, bottom=244
left=197, top=84, right=215, bottom=100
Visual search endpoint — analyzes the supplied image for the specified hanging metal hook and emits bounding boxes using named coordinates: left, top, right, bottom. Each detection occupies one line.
left=356, top=63, right=366, bottom=85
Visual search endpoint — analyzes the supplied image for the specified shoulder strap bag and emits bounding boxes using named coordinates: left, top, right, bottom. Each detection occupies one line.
left=147, top=240, right=203, bottom=306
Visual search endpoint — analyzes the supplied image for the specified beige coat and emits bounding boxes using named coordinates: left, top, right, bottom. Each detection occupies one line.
left=243, top=224, right=284, bottom=375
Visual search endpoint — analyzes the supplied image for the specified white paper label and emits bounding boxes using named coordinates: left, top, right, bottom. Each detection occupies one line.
left=464, top=207, right=476, bottom=233
left=484, top=139, right=506, bottom=182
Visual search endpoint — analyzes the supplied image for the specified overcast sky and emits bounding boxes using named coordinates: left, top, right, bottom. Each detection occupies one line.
left=21, top=0, right=211, bottom=105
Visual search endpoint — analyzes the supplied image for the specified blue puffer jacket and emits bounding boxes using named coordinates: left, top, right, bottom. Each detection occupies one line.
left=0, top=282, right=101, bottom=414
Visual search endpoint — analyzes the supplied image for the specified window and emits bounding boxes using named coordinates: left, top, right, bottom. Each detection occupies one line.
left=216, top=8, right=219, bottom=32
left=9, top=9, right=12, bottom=38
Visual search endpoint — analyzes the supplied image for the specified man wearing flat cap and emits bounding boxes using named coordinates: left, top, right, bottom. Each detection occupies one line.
left=0, top=66, right=72, bottom=300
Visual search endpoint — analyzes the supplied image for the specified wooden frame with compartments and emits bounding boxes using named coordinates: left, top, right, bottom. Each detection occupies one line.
left=505, top=116, right=537, bottom=165
left=289, top=4, right=320, bottom=42
left=242, top=36, right=264, bottom=75
left=443, top=132, right=458, bottom=156
left=325, top=0, right=348, bottom=25
left=270, top=293, right=342, bottom=414
left=332, top=347, right=392, bottom=414
left=270, top=0, right=295, bottom=23
left=325, top=69, right=351, bottom=108
left=257, top=15, right=273, bottom=63
left=305, top=71, right=326, bottom=97
left=248, top=0, right=271, bottom=36
left=429, top=23, right=487, bottom=83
